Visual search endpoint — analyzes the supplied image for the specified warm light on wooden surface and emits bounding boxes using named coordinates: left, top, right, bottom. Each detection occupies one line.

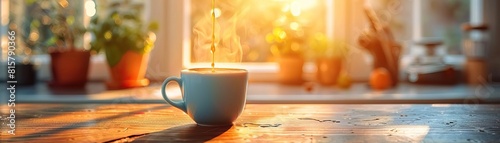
left=1, top=104, right=499, bottom=142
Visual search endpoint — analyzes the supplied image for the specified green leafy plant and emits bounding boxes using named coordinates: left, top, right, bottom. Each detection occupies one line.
left=266, top=26, right=305, bottom=58
left=49, top=0, right=86, bottom=49
left=309, top=33, right=349, bottom=59
left=89, top=0, right=159, bottom=67
left=265, top=8, right=307, bottom=58
left=11, top=1, right=50, bottom=60
left=9, top=0, right=86, bottom=63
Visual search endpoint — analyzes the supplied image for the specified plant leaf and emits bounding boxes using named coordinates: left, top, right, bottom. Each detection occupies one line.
left=105, top=45, right=125, bottom=67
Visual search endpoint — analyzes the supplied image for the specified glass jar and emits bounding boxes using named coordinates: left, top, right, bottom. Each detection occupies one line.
left=462, top=23, right=489, bottom=85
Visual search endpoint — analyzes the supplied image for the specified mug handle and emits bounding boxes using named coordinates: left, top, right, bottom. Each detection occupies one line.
left=161, top=77, right=187, bottom=113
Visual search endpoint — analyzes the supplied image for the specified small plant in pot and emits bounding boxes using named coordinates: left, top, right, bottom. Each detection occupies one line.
left=267, top=27, right=305, bottom=85
left=8, top=0, right=56, bottom=86
left=310, top=33, right=349, bottom=86
left=48, top=1, right=90, bottom=87
left=8, top=37, right=37, bottom=86
left=89, top=0, right=158, bottom=89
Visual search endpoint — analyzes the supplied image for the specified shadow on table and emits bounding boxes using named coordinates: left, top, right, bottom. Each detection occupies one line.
left=8, top=105, right=168, bottom=141
left=133, top=124, right=231, bottom=143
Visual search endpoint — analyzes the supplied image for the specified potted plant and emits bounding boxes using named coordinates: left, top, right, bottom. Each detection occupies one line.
left=9, top=46, right=37, bottom=86
left=310, top=33, right=349, bottom=86
left=268, top=27, right=305, bottom=85
left=9, top=31, right=36, bottom=86
left=8, top=0, right=51, bottom=86
left=48, top=1, right=90, bottom=87
left=89, top=0, right=158, bottom=89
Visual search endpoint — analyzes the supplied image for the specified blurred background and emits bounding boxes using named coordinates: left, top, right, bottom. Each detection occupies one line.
left=0, top=0, right=499, bottom=101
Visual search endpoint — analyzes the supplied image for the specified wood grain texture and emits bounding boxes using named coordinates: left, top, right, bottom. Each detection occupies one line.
left=1, top=104, right=499, bottom=142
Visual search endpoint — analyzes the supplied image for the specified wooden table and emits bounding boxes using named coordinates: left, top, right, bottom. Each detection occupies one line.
left=2, top=103, right=499, bottom=142
left=11, top=82, right=500, bottom=104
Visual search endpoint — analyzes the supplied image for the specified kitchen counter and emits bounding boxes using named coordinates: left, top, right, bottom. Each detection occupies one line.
left=1, top=104, right=499, bottom=142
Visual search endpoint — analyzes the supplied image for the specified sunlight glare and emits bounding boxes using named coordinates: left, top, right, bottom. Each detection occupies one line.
left=85, top=0, right=96, bottom=17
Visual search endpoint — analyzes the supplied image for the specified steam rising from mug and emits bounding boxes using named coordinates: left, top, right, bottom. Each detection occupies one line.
left=193, top=13, right=242, bottom=63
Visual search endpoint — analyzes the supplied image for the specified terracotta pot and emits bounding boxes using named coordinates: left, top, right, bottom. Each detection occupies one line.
left=277, top=56, right=304, bottom=85
left=316, top=57, right=342, bottom=86
left=106, top=51, right=150, bottom=89
left=49, top=50, right=91, bottom=87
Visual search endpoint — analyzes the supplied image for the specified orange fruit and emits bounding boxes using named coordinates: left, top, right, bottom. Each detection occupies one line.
left=337, top=71, right=352, bottom=89
left=370, top=68, right=392, bottom=90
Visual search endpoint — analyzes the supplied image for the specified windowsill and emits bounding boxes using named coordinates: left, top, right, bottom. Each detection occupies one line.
left=0, top=54, right=110, bottom=81
left=185, top=62, right=318, bottom=82
left=0, top=53, right=465, bottom=82
left=7, top=81, right=500, bottom=104
left=184, top=55, right=466, bottom=82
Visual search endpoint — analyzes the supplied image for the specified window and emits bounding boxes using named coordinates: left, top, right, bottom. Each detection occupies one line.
left=421, top=0, right=470, bottom=55
left=189, top=0, right=328, bottom=63
left=344, top=0, right=470, bottom=55
left=0, top=0, right=477, bottom=81
left=0, top=0, right=148, bottom=81
left=1, top=0, right=93, bottom=81
left=183, top=0, right=473, bottom=81
left=3, top=0, right=86, bottom=56
left=182, top=0, right=333, bottom=81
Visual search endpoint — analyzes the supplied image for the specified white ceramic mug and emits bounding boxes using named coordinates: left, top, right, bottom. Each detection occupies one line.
left=161, top=68, right=248, bottom=126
